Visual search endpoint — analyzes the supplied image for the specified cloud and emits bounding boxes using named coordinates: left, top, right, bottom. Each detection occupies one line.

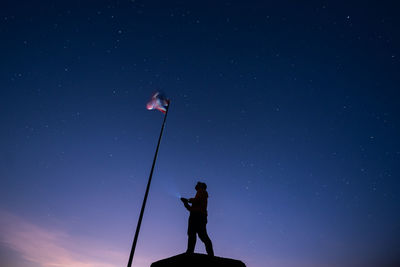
left=0, top=210, right=127, bottom=267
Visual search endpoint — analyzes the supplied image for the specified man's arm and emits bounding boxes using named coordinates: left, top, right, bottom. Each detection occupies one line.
left=188, top=192, right=201, bottom=204
left=189, top=191, right=205, bottom=205
left=181, top=198, right=192, bottom=211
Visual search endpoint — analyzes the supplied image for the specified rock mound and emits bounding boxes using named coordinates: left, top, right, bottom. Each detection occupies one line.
left=151, top=253, right=246, bottom=267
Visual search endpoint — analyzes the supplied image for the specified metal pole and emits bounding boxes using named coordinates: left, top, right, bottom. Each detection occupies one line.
left=127, top=105, right=170, bottom=267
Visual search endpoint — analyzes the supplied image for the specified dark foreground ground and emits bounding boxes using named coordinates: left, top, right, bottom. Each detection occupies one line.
left=151, top=253, right=246, bottom=267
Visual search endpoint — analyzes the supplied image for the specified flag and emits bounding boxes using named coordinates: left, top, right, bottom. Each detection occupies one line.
left=146, top=92, right=169, bottom=113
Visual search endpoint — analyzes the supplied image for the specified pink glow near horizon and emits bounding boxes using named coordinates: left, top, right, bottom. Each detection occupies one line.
left=0, top=210, right=138, bottom=267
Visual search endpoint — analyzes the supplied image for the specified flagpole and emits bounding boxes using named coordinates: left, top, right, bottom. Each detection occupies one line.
left=127, top=104, right=170, bottom=267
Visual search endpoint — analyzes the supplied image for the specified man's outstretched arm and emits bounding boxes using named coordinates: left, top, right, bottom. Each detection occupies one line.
left=181, top=198, right=192, bottom=211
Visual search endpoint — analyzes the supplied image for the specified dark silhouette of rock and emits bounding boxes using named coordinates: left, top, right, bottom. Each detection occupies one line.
left=150, top=253, right=246, bottom=267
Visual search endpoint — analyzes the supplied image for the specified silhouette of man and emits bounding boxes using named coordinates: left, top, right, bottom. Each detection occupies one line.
left=181, top=182, right=214, bottom=256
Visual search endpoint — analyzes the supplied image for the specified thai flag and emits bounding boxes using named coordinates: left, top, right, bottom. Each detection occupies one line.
left=146, top=92, right=169, bottom=114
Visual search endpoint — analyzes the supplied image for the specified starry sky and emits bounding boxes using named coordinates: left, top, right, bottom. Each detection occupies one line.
left=1, top=1, right=399, bottom=267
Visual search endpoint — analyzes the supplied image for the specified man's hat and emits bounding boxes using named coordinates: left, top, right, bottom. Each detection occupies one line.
left=197, top=181, right=207, bottom=190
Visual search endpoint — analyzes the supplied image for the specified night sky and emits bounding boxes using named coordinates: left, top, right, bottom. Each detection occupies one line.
left=1, top=1, right=399, bottom=267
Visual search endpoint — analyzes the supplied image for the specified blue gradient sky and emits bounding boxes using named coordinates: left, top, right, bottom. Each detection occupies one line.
left=1, top=1, right=399, bottom=267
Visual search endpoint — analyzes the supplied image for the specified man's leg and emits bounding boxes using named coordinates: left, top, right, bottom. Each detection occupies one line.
left=198, top=227, right=214, bottom=256
left=187, top=217, right=196, bottom=253
left=186, top=232, right=196, bottom=253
